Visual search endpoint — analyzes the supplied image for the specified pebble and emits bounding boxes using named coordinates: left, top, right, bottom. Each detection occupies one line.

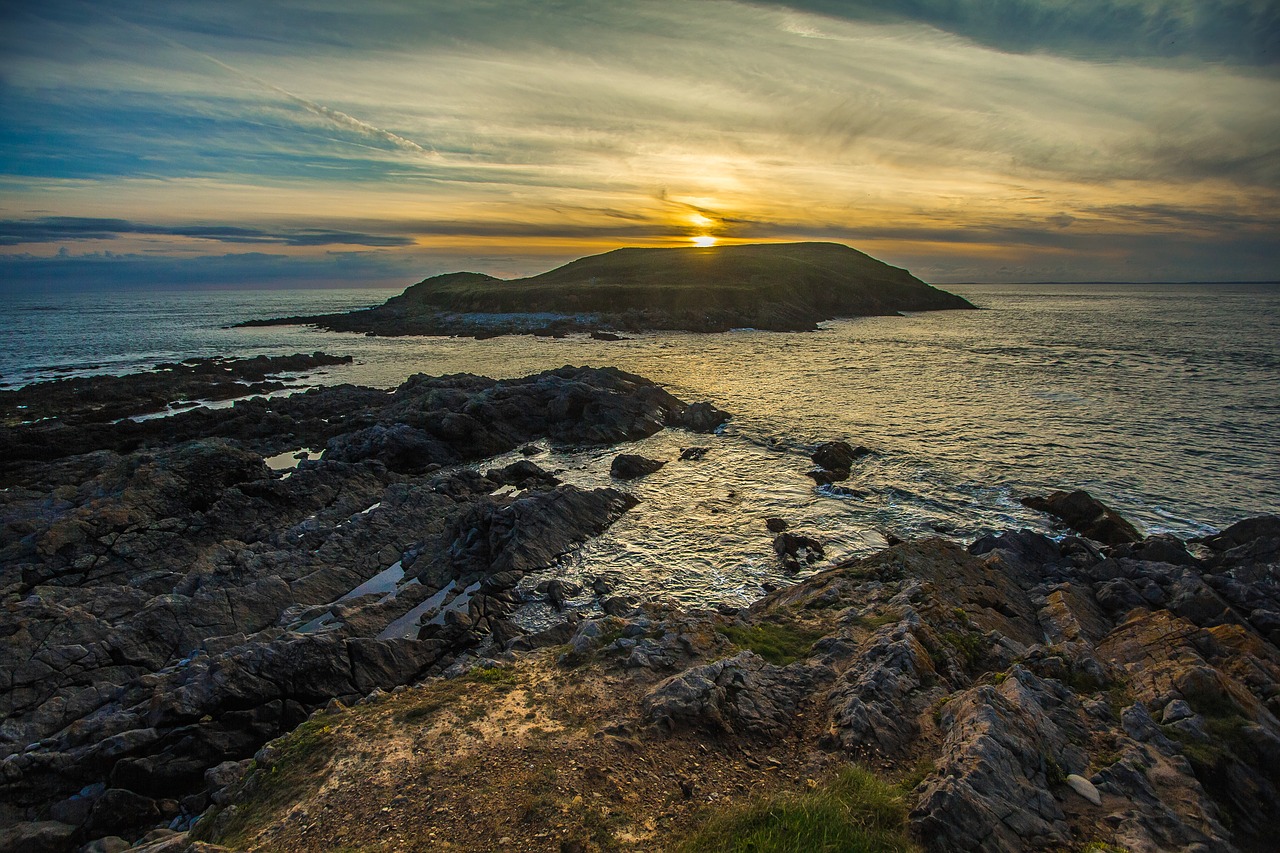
left=1065, top=773, right=1102, bottom=806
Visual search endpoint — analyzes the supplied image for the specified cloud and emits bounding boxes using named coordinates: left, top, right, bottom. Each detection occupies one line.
left=1, top=0, right=1277, bottom=284
left=757, top=0, right=1280, bottom=65
left=0, top=249, right=421, bottom=293
left=0, top=217, right=415, bottom=247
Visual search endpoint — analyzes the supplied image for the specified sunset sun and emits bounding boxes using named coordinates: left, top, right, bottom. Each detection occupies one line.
left=692, top=234, right=717, bottom=247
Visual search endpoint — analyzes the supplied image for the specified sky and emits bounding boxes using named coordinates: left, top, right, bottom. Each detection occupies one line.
left=1, top=0, right=1277, bottom=290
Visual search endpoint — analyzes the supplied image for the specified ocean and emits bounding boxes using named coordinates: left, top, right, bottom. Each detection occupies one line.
left=4, top=283, right=1278, bottom=605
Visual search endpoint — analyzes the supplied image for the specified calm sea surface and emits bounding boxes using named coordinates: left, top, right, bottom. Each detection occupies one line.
left=3, top=283, right=1277, bottom=605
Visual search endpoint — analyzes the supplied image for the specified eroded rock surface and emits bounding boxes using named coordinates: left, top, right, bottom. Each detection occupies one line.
left=0, top=365, right=724, bottom=851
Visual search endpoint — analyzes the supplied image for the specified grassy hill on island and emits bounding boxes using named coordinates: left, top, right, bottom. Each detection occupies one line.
left=244, top=242, right=975, bottom=337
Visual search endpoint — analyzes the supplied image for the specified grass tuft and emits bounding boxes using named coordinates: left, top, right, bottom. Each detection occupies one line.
left=673, top=765, right=920, bottom=853
left=716, top=621, right=824, bottom=666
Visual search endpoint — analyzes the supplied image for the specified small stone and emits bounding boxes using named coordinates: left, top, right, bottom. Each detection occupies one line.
left=1065, top=774, right=1102, bottom=805
left=1162, top=699, right=1194, bottom=724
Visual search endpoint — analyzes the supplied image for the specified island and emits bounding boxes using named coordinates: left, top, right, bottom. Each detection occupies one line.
left=240, top=242, right=975, bottom=337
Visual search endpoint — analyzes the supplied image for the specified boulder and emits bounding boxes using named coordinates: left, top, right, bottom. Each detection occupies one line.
left=811, top=440, right=870, bottom=472
left=609, top=454, right=666, bottom=480
left=1021, top=489, right=1142, bottom=544
left=675, top=402, right=729, bottom=433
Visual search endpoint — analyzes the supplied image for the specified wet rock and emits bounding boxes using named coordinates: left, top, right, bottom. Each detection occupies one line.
left=773, top=532, right=824, bottom=573
left=674, top=401, right=729, bottom=433
left=78, top=837, right=131, bottom=853
left=1021, top=489, right=1142, bottom=544
left=423, top=486, right=638, bottom=587
left=678, top=446, right=709, bottom=461
left=609, top=454, right=665, bottom=480
left=764, top=517, right=787, bottom=533
left=601, top=595, right=638, bottom=617
left=545, top=579, right=582, bottom=610
left=811, top=440, right=870, bottom=472
left=484, top=460, right=559, bottom=491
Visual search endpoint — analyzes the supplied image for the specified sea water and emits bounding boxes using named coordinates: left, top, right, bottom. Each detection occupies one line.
left=4, top=283, right=1277, bottom=605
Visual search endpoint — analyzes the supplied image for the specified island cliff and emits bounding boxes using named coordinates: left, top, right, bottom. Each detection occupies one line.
left=241, top=242, right=974, bottom=337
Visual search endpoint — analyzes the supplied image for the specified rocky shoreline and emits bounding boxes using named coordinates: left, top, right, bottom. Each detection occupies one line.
left=1, top=358, right=1277, bottom=853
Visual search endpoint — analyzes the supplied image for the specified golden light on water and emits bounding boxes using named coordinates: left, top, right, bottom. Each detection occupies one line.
left=692, top=235, right=717, bottom=247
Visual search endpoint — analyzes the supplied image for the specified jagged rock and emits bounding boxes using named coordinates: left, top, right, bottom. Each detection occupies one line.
left=678, top=446, right=709, bottom=461
left=1021, top=489, right=1142, bottom=544
left=323, top=424, right=456, bottom=473
left=672, top=402, right=729, bottom=433
left=422, top=486, right=638, bottom=587
left=506, top=620, right=579, bottom=652
left=912, top=668, right=1077, bottom=851
left=484, top=460, right=559, bottom=491
left=545, top=579, right=582, bottom=610
left=826, top=619, right=938, bottom=753
left=773, top=532, right=824, bottom=573
left=642, top=651, right=830, bottom=736
left=609, top=454, right=665, bottom=480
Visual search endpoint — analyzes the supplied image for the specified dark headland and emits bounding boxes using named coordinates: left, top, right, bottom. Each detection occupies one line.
left=242, top=242, right=975, bottom=337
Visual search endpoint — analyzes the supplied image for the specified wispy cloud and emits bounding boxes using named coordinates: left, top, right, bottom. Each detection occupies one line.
left=0, top=217, right=415, bottom=247
left=1, top=0, right=1277, bottom=284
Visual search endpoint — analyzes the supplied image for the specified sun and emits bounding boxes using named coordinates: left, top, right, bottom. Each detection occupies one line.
left=692, top=235, right=717, bottom=247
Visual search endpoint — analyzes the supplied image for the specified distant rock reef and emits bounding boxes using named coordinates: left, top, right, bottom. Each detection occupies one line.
left=241, top=242, right=975, bottom=337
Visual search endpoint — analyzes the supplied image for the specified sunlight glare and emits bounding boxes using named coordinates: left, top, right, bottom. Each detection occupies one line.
left=692, top=235, right=717, bottom=247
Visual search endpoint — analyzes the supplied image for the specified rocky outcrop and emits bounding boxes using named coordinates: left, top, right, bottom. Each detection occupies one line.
left=609, top=454, right=665, bottom=480
left=632, top=498, right=1279, bottom=853
left=0, top=353, right=351, bottom=426
left=0, top=364, right=718, bottom=478
left=0, top=366, right=730, bottom=851
left=1021, top=489, right=1143, bottom=544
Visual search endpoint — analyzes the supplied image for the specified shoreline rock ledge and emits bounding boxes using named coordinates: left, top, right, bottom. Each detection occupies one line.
left=239, top=241, right=975, bottom=337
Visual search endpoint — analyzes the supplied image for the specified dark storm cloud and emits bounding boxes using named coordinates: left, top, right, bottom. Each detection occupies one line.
left=0, top=217, right=414, bottom=247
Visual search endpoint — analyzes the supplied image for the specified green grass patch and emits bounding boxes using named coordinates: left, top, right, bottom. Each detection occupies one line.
left=460, top=665, right=520, bottom=686
left=938, top=630, right=986, bottom=670
left=673, top=764, right=920, bottom=853
left=716, top=621, right=824, bottom=666
left=194, top=717, right=337, bottom=846
left=849, top=609, right=902, bottom=630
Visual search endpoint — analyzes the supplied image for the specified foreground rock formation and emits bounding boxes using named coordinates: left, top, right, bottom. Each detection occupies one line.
left=3, top=358, right=1277, bottom=853
left=0, top=363, right=727, bottom=852
left=241, top=242, right=975, bottom=337
left=119, top=502, right=1277, bottom=853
